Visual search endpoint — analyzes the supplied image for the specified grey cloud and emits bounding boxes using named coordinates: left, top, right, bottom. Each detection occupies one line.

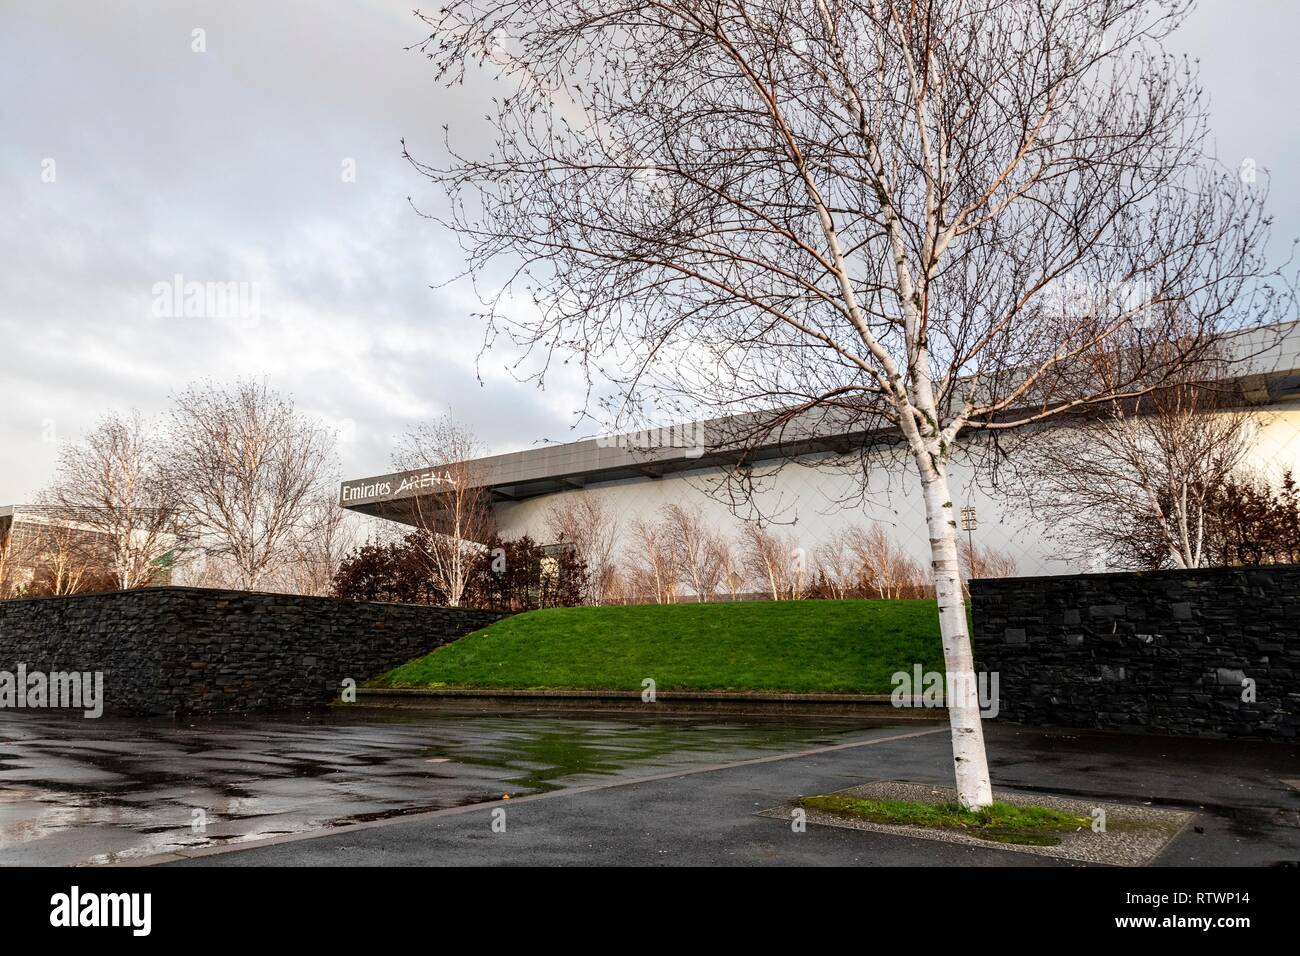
left=1, top=0, right=1297, bottom=503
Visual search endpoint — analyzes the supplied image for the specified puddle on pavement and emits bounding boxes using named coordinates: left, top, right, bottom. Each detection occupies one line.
left=0, top=709, right=886, bottom=865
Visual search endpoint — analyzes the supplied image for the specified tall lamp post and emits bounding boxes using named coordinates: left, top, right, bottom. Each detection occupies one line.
left=960, top=505, right=978, bottom=562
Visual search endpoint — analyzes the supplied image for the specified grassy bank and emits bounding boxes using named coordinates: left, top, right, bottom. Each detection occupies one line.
left=372, top=599, right=945, bottom=694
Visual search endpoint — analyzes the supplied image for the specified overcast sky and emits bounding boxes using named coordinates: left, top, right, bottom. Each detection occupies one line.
left=1, top=0, right=1297, bottom=504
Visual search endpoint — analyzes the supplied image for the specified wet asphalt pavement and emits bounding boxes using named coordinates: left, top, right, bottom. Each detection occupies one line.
left=1, top=710, right=1297, bottom=866
left=0, top=709, right=891, bottom=865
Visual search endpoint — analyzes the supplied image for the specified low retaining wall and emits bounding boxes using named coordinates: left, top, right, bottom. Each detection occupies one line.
left=0, top=587, right=507, bottom=716
left=971, top=565, right=1300, bottom=740
left=355, top=687, right=946, bottom=720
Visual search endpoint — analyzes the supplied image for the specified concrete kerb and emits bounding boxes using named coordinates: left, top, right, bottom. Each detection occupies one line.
left=351, top=687, right=948, bottom=720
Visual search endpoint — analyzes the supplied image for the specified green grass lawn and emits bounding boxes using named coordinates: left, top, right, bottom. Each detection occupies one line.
left=372, top=599, right=946, bottom=694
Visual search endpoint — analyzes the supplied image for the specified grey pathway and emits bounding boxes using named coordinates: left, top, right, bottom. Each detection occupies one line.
left=166, top=723, right=1300, bottom=867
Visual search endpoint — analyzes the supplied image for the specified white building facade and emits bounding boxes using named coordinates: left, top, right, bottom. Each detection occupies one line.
left=342, top=326, right=1300, bottom=578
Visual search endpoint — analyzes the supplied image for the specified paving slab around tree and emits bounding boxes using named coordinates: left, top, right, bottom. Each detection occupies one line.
left=760, top=780, right=1192, bottom=865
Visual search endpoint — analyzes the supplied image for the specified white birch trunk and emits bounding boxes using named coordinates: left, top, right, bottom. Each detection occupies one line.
left=917, top=449, right=994, bottom=809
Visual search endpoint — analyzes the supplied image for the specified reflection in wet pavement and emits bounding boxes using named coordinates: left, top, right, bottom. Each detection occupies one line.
left=0, top=709, right=885, bottom=865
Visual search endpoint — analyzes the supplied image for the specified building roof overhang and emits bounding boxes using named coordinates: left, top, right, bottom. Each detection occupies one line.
left=341, top=322, right=1300, bottom=524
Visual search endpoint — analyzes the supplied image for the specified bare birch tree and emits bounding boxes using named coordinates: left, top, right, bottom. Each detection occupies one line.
left=168, top=380, right=336, bottom=590
left=26, top=516, right=98, bottom=596
left=545, top=492, right=621, bottom=603
left=845, top=524, right=925, bottom=600
left=787, top=538, right=810, bottom=599
left=699, top=529, right=731, bottom=601
left=44, top=412, right=181, bottom=590
left=717, top=535, right=749, bottom=601
left=1008, top=375, right=1255, bottom=570
left=395, top=414, right=497, bottom=606
left=813, top=528, right=859, bottom=599
left=739, top=522, right=786, bottom=601
left=959, top=540, right=1019, bottom=583
left=410, top=0, right=1285, bottom=806
left=627, top=516, right=679, bottom=603
left=172, top=552, right=243, bottom=591
left=0, top=513, right=35, bottom=597
left=661, top=503, right=725, bottom=601
left=284, top=493, right=362, bottom=596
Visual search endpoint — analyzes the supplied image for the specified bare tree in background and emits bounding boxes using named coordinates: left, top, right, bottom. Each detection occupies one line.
left=701, top=530, right=730, bottom=600
left=739, top=522, right=785, bottom=601
left=739, top=522, right=804, bottom=599
left=169, top=380, right=336, bottom=590
left=1009, top=364, right=1256, bottom=570
left=0, top=512, right=100, bottom=597
left=846, top=524, right=926, bottom=600
left=545, top=492, right=621, bottom=603
left=395, top=414, right=496, bottom=607
left=27, top=518, right=97, bottom=596
left=621, top=569, right=652, bottom=604
left=172, top=553, right=243, bottom=591
left=787, top=539, right=810, bottom=599
left=602, top=567, right=631, bottom=605
left=717, top=536, right=748, bottom=601
left=0, top=514, right=34, bottom=597
left=661, top=503, right=725, bottom=601
left=45, top=411, right=181, bottom=590
left=627, top=516, right=679, bottom=604
left=413, top=0, right=1286, bottom=807
left=285, top=494, right=361, bottom=596
left=959, top=540, right=1019, bottom=584
left=813, top=528, right=859, bottom=599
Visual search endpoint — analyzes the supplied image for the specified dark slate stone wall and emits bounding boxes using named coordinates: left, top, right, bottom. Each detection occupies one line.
left=0, top=587, right=508, bottom=716
left=971, top=565, right=1300, bottom=740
